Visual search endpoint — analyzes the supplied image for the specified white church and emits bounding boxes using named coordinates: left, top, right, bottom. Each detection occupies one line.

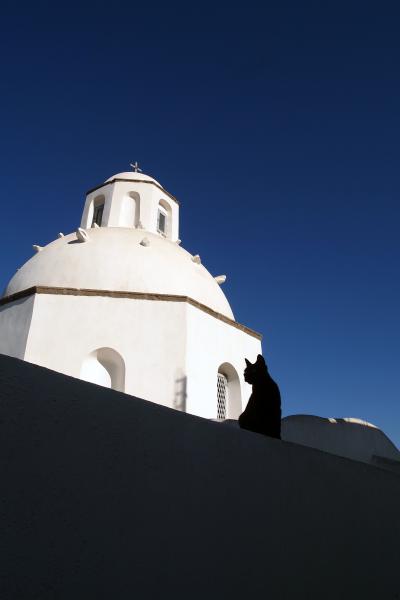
left=1, top=164, right=399, bottom=470
left=0, top=165, right=261, bottom=419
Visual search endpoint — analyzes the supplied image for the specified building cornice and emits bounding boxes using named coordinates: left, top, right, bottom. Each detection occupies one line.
left=0, top=286, right=262, bottom=340
left=86, top=178, right=180, bottom=205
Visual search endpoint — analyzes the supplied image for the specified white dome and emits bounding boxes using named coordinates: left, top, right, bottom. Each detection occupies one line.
left=105, top=172, right=162, bottom=186
left=5, top=228, right=234, bottom=319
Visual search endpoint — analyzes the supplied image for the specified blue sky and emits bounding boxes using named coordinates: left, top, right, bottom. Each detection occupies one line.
left=1, top=2, right=399, bottom=445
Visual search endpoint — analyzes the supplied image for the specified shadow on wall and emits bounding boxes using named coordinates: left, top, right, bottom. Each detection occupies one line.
left=174, top=373, right=187, bottom=412
left=80, top=347, right=125, bottom=392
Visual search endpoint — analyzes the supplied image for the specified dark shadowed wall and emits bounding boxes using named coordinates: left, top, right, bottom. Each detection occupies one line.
left=0, top=354, right=399, bottom=599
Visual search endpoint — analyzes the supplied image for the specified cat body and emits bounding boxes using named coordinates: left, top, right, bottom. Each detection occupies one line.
left=238, top=355, right=281, bottom=439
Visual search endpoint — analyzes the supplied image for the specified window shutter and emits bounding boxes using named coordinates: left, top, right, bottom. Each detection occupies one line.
left=217, top=373, right=228, bottom=419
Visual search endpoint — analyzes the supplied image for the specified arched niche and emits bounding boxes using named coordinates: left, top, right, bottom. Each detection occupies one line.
left=119, top=192, right=140, bottom=228
left=80, top=347, right=125, bottom=392
left=157, top=198, right=172, bottom=238
left=217, top=362, right=242, bottom=419
left=88, top=194, right=106, bottom=227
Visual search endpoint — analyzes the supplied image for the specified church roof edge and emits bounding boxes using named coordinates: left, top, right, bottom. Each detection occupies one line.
left=0, top=286, right=262, bottom=340
left=86, top=177, right=180, bottom=205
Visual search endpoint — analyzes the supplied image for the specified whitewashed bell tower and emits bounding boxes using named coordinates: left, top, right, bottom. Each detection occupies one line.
left=0, top=164, right=262, bottom=419
left=81, top=162, right=179, bottom=241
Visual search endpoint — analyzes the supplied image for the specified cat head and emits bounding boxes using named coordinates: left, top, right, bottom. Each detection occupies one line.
left=244, top=354, right=268, bottom=384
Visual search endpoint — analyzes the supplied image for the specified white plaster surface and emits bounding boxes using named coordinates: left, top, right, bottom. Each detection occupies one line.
left=23, top=294, right=187, bottom=409
left=4, top=228, right=234, bottom=319
left=18, top=293, right=259, bottom=418
left=185, top=302, right=260, bottom=418
left=0, top=296, right=35, bottom=359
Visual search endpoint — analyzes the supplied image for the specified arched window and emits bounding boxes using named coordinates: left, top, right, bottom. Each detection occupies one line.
left=119, top=192, right=140, bottom=228
left=157, top=199, right=172, bottom=238
left=91, top=195, right=105, bottom=227
left=80, top=347, right=125, bottom=392
left=217, top=363, right=242, bottom=419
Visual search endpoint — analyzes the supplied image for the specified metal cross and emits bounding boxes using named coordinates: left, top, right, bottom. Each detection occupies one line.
left=130, top=161, right=142, bottom=173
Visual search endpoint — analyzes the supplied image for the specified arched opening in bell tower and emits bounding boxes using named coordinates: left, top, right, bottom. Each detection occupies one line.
left=157, top=199, right=172, bottom=238
left=90, top=195, right=105, bottom=227
left=119, top=192, right=140, bottom=228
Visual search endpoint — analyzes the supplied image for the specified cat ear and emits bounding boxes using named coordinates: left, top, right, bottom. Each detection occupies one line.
left=256, top=354, right=266, bottom=364
left=245, top=358, right=251, bottom=367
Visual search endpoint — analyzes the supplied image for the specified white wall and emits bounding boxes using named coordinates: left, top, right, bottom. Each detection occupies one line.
left=185, top=303, right=262, bottom=418
left=21, top=293, right=260, bottom=418
left=0, top=296, right=35, bottom=359
left=23, top=294, right=187, bottom=408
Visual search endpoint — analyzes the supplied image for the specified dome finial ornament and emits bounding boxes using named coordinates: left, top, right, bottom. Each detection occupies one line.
left=130, top=161, right=142, bottom=173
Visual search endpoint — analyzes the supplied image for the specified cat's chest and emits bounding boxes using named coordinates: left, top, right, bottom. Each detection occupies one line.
left=248, top=384, right=280, bottom=408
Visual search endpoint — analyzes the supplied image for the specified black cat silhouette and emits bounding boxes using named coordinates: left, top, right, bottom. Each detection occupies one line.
left=238, top=354, right=281, bottom=439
